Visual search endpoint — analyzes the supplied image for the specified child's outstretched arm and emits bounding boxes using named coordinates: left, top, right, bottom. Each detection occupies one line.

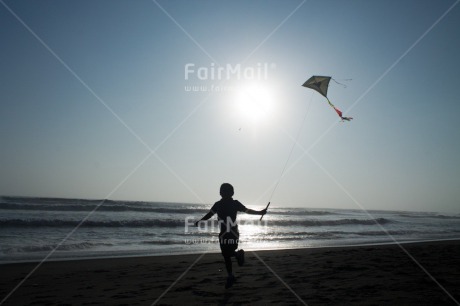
left=195, top=210, right=215, bottom=226
left=245, top=208, right=267, bottom=215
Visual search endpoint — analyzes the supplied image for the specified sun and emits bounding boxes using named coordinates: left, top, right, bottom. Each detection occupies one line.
left=234, top=83, right=275, bottom=123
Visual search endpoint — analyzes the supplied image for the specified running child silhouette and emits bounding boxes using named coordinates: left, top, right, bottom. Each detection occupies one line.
left=195, top=183, right=266, bottom=289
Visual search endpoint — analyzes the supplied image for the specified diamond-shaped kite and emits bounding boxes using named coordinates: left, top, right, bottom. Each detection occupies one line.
left=302, top=76, right=353, bottom=121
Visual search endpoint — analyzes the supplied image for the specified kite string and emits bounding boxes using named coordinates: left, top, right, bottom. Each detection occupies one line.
left=267, top=92, right=313, bottom=203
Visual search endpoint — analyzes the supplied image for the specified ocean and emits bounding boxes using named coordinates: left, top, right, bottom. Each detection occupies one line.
left=1, top=196, right=460, bottom=264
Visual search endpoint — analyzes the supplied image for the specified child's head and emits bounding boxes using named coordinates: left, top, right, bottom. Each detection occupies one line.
left=220, top=183, right=234, bottom=199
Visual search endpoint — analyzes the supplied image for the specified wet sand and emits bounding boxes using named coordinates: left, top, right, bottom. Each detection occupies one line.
left=1, top=240, right=459, bottom=305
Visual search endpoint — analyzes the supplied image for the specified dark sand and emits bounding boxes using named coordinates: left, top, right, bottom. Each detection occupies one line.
left=1, top=240, right=459, bottom=305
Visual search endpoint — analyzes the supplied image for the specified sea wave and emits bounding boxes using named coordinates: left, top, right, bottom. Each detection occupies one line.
left=1, top=196, right=118, bottom=205
left=0, top=219, right=186, bottom=228
left=398, top=213, right=460, bottom=220
left=268, top=218, right=391, bottom=227
left=265, top=229, right=418, bottom=237
left=0, top=217, right=391, bottom=228
left=0, top=202, right=208, bottom=214
left=1, top=242, right=114, bottom=254
left=1, top=197, right=341, bottom=217
left=0, top=202, right=340, bottom=217
left=141, top=240, right=182, bottom=245
left=268, top=210, right=339, bottom=216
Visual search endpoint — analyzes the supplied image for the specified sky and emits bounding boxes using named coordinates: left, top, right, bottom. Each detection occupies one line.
left=1, top=0, right=459, bottom=213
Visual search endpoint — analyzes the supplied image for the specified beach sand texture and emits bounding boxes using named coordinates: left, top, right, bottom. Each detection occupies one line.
left=1, top=240, right=459, bottom=305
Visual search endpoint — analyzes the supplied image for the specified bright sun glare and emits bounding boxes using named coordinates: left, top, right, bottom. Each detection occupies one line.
left=235, top=83, right=275, bottom=123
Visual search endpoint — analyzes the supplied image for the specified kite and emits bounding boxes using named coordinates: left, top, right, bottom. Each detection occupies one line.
left=302, top=76, right=353, bottom=121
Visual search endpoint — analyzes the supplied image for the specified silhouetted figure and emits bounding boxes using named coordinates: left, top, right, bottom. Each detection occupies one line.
left=195, top=183, right=266, bottom=288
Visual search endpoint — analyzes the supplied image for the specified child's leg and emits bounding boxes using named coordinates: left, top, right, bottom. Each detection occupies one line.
left=224, top=255, right=232, bottom=275
left=219, top=232, right=238, bottom=275
left=220, top=240, right=237, bottom=288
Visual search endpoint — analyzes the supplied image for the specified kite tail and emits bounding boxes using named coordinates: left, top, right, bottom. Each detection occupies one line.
left=335, top=107, right=353, bottom=121
left=325, top=97, right=335, bottom=109
left=326, top=98, right=353, bottom=121
left=333, top=106, right=343, bottom=118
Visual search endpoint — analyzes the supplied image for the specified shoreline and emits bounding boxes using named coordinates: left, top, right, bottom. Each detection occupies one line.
left=1, top=240, right=459, bottom=305
left=2, top=237, right=460, bottom=265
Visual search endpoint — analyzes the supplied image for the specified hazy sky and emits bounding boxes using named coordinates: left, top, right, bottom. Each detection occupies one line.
left=1, top=0, right=459, bottom=213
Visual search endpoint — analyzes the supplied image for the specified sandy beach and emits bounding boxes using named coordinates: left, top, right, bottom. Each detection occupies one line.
left=1, top=240, right=459, bottom=305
